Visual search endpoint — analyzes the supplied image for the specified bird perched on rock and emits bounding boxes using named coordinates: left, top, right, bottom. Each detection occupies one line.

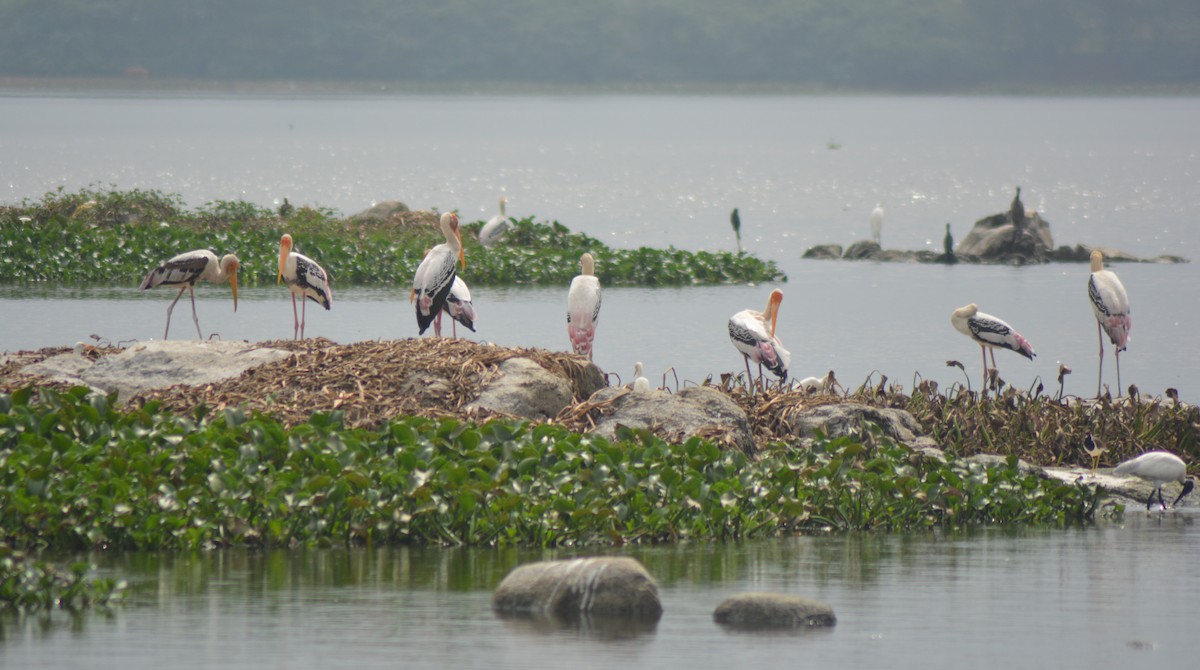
left=869, top=205, right=884, bottom=246
left=1082, top=432, right=1107, bottom=475
left=567, top=253, right=601, bottom=359
left=943, top=223, right=954, bottom=257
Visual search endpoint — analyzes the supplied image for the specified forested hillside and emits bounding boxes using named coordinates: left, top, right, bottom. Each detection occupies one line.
left=2, top=0, right=1197, bottom=91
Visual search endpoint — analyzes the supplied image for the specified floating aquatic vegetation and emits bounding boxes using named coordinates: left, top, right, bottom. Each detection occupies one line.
left=0, top=187, right=785, bottom=286
left=0, top=549, right=124, bottom=613
left=0, top=386, right=1101, bottom=555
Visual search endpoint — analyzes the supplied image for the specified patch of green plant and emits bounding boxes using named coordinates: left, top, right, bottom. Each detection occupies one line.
left=0, top=548, right=124, bottom=613
left=0, top=186, right=785, bottom=286
left=0, top=386, right=1101, bottom=553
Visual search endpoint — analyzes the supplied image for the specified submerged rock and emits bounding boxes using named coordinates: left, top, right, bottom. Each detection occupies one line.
left=589, top=385, right=755, bottom=454
left=713, top=592, right=836, bottom=629
left=492, top=557, right=663, bottom=621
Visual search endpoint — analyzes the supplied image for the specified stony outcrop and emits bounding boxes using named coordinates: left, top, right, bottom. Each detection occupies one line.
left=713, top=592, right=837, bottom=629
left=347, top=200, right=410, bottom=223
left=467, top=357, right=574, bottom=420
left=956, top=211, right=1054, bottom=263
left=492, top=557, right=663, bottom=621
left=802, top=211, right=1188, bottom=264
left=589, top=385, right=756, bottom=454
left=19, top=340, right=290, bottom=401
left=777, top=402, right=937, bottom=449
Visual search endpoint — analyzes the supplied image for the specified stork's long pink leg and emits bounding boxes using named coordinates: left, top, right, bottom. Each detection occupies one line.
left=164, top=286, right=187, bottom=340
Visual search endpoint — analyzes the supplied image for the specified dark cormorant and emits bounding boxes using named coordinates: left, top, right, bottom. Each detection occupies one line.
left=943, top=223, right=954, bottom=257
left=730, top=208, right=742, bottom=254
left=279, top=197, right=294, bottom=218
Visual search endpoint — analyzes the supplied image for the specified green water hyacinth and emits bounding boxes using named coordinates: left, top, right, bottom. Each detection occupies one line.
left=0, top=387, right=1101, bottom=553
left=0, top=551, right=124, bottom=613
left=0, top=187, right=785, bottom=286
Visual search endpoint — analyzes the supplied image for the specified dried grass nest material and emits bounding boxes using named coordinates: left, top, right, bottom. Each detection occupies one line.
left=132, top=338, right=606, bottom=430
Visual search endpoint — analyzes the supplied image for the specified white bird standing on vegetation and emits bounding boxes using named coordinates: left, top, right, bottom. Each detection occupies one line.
left=1087, top=250, right=1131, bottom=397
left=139, top=249, right=239, bottom=340
left=869, top=205, right=884, bottom=246
left=632, top=362, right=651, bottom=392
left=567, top=252, right=601, bottom=358
left=278, top=234, right=332, bottom=340
left=478, top=197, right=512, bottom=247
left=412, top=212, right=465, bottom=336
left=950, top=303, right=1035, bottom=389
left=798, top=370, right=842, bottom=394
left=441, top=276, right=477, bottom=337
left=1113, top=451, right=1194, bottom=512
left=729, top=289, right=791, bottom=392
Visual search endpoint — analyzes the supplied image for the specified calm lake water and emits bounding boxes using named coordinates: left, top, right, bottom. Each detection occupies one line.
left=3, top=514, right=1198, bottom=669
left=2, top=94, right=1199, bottom=398
left=2, top=94, right=1200, bottom=668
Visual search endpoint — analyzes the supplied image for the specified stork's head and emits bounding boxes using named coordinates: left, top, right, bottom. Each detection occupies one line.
left=278, top=234, right=294, bottom=284
left=766, top=289, right=784, bottom=337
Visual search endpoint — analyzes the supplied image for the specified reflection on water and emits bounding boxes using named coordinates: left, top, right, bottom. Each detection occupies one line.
left=4, top=515, right=1199, bottom=668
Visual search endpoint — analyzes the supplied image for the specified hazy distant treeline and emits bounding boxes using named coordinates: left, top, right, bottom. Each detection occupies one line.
left=2, top=0, right=1198, bottom=90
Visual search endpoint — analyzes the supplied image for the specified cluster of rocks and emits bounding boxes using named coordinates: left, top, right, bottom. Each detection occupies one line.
left=492, top=556, right=836, bottom=634
left=803, top=210, right=1187, bottom=265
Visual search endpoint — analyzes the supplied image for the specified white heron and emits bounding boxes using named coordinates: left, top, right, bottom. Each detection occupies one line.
left=139, top=249, right=239, bottom=340
left=412, top=212, right=465, bottom=336
left=1087, top=250, right=1131, bottom=397
left=478, top=197, right=512, bottom=247
left=1113, top=451, right=1194, bottom=512
left=278, top=233, right=332, bottom=340
left=950, top=303, right=1035, bottom=389
left=798, top=370, right=841, bottom=395
left=729, top=289, right=791, bottom=392
left=632, top=362, right=651, bottom=393
left=567, top=252, right=601, bottom=359
left=869, top=205, right=884, bottom=246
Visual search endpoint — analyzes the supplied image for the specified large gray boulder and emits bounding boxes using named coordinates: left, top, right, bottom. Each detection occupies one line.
left=19, top=340, right=290, bottom=401
left=347, top=200, right=410, bottom=224
left=842, top=240, right=883, bottom=260
left=713, top=592, right=836, bottom=629
left=956, top=211, right=1054, bottom=263
left=589, top=385, right=755, bottom=454
left=779, top=402, right=934, bottom=448
left=802, top=244, right=843, bottom=260
left=467, top=357, right=574, bottom=420
left=492, top=557, right=663, bottom=621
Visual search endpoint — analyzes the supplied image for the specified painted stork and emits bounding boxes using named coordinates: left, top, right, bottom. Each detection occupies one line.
left=950, top=303, right=1035, bottom=389
left=1087, top=250, right=1131, bottom=397
left=632, top=362, right=651, bottom=393
left=441, top=276, right=477, bottom=337
left=412, top=212, right=465, bottom=336
left=277, top=233, right=332, bottom=340
left=1113, top=451, right=1194, bottom=512
left=139, top=249, right=239, bottom=340
left=869, top=205, right=884, bottom=246
left=478, top=197, right=511, bottom=247
left=729, top=289, right=791, bottom=392
left=567, top=252, right=601, bottom=359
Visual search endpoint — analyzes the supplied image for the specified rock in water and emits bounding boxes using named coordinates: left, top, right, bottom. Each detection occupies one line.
left=492, top=557, right=663, bottom=621
left=713, top=592, right=837, bottom=629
